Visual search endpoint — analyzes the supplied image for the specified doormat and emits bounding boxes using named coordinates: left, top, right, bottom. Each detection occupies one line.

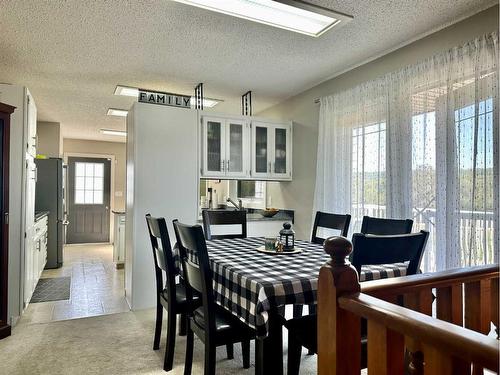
left=30, top=277, right=71, bottom=303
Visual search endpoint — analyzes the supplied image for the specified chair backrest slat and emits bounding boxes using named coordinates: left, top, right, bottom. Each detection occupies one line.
left=311, top=211, right=351, bottom=244
left=202, top=210, right=247, bottom=240
left=145, top=214, right=177, bottom=303
left=360, top=216, right=413, bottom=235
left=183, top=260, right=204, bottom=294
left=351, top=230, right=429, bottom=275
left=173, top=220, right=216, bottom=332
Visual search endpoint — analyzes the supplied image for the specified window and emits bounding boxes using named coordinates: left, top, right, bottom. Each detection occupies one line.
left=351, top=122, right=386, bottom=225
left=454, top=98, right=495, bottom=266
left=237, top=181, right=265, bottom=199
left=74, top=162, right=104, bottom=204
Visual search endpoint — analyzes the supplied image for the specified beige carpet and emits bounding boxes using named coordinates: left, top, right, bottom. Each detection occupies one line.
left=0, top=309, right=318, bottom=374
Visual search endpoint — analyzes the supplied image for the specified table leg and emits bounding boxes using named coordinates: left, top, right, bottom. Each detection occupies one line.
left=255, top=310, right=284, bottom=375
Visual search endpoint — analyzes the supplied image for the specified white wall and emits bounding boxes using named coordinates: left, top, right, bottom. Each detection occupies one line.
left=0, top=84, right=30, bottom=325
left=126, top=103, right=199, bottom=310
left=258, top=6, right=499, bottom=241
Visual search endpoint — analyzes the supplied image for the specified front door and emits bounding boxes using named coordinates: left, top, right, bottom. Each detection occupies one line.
left=67, top=157, right=111, bottom=244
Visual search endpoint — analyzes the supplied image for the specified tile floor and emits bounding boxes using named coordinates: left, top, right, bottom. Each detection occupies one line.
left=18, top=243, right=129, bottom=325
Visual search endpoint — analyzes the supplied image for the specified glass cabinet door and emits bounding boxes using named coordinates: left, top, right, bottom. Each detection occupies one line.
left=203, top=118, right=225, bottom=176
left=227, top=120, right=247, bottom=176
left=253, top=124, right=269, bottom=176
left=273, top=126, right=289, bottom=176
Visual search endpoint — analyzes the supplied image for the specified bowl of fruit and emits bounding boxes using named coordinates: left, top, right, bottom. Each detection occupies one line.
left=260, top=208, right=279, bottom=218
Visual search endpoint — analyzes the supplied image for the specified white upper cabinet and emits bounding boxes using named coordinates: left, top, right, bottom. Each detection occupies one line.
left=201, top=116, right=250, bottom=178
left=251, top=121, right=292, bottom=180
left=201, top=114, right=292, bottom=181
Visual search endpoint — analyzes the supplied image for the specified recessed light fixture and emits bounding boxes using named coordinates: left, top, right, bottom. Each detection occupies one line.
left=114, top=85, right=222, bottom=108
left=192, top=97, right=220, bottom=108
left=106, top=108, right=129, bottom=117
left=171, top=0, right=352, bottom=37
left=100, top=129, right=127, bottom=137
left=114, top=85, right=139, bottom=97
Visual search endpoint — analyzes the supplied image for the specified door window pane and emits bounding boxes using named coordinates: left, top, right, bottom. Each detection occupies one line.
left=75, top=190, right=84, bottom=204
left=76, top=163, right=85, bottom=176
left=94, top=163, right=104, bottom=177
left=207, top=121, right=222, bottom=172
left=75, top=177, right=85, bottom=190
left=255, top=126, right=268, bottom=173
left=74, top=162, right=105, bottom=204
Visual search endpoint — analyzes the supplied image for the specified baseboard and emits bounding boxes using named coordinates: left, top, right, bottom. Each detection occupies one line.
left=0, top=323, right=11, bottom=340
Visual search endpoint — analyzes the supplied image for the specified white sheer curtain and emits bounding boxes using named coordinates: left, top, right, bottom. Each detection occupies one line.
left=314, top=32, right=498, bottom=271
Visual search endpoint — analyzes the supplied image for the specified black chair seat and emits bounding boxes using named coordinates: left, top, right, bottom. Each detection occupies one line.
left=285, top=314, right=317, bottom=352
left=192, top=306, right=255, bottom=344
left=160, top=284, right=201, bottom=309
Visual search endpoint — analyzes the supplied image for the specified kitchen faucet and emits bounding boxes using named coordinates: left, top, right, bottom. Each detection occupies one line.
left=227, top=197, right=244, bottom=210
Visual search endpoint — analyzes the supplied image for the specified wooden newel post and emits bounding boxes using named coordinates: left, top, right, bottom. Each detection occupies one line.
left=318, top=236, right=361, bottom=375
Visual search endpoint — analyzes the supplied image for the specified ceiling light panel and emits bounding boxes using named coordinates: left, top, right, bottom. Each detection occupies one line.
left=106, top=108, right=129, bottom=117
left=172, top=0, right=352, bottom=37
left=100, top=129, right=127, bottom=136
left=114, top=85, right=139, bottom=97
left=191, top=97, right=220, bottom=108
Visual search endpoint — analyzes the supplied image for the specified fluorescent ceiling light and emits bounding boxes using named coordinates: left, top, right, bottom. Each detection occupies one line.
left=191, top=97, right=220, bottom=108
left=172, top=0, right=352, bottom=37
left=114, top=85, right=139, bottom=97
left=114, top=85, right=221, bottom=107
left=100, top=129, right=127, bottom=137
left=106, top=108, right=129, bottom=117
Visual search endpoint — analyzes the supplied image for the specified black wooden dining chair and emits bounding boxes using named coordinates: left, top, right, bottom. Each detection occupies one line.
left=351, top=230, right=429, bottom=276
left=285, top=231, right=429, bottom=375
left=173, top=220, right=255, bottom=375
left=311, top=211, right=351, bottom=243
left=293, top=212, right=352, bottom=321
left=285, top=314, right=367, bottom=375
left=360, top=216, right=413, bottom=235
left=145, top=214, right=201, bottom=372
left=202, top=209, right=247, bottom=240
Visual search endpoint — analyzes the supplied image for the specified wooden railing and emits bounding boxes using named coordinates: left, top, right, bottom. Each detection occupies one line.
left=318, top=236, right=499, bottom=375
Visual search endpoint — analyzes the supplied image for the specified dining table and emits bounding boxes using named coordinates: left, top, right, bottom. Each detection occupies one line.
left=174, top=237, right=408, bottom=375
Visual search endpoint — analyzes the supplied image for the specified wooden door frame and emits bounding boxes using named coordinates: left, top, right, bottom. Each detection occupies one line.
left=0, top=103, right=14, bottom=339
left=63, top=152, right=116, bottom=244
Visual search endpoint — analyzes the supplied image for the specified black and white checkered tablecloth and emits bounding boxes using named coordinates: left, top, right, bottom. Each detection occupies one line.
left=174, top=237, right=407, bottom=337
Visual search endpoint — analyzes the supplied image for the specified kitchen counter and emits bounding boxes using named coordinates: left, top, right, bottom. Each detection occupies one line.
left=199, top=208, right=294, bottom=223
left=247, top=209, right=294, bottom=223
left=35, top=211, right=50, bottom=221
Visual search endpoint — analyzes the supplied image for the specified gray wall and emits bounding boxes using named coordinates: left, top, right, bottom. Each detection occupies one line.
left=259, top=6, right=499, bottom=240
left=37, top=121, right=62, bottom=157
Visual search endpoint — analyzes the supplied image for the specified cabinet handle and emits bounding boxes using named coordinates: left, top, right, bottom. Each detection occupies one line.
left=226, top=160, right=229, bottom=172
left=268, top=162, right=271, bottom=173
left=221, top=160, right=224, bottom=172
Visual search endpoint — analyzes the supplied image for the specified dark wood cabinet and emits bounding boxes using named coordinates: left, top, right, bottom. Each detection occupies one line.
left=0, top=102, right=14, bottom=340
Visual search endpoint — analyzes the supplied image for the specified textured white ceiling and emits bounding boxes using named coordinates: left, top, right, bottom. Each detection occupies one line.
left=0, top=0, right=495, bottom=143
